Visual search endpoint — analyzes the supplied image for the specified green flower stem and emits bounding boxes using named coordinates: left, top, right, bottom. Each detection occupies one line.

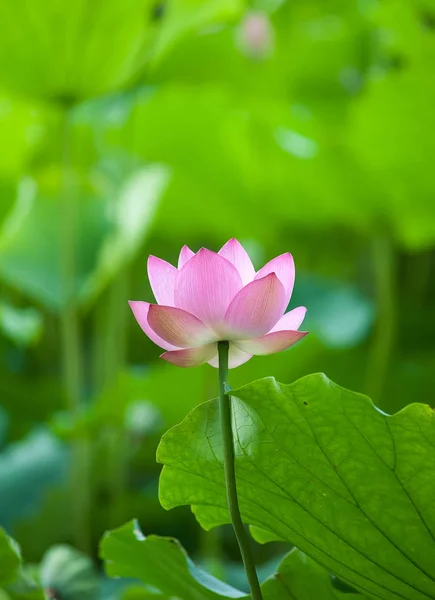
left=218, top=341, right=263, bottom=600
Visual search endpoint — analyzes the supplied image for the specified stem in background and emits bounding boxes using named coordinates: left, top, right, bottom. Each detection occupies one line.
left=365, top=237, right=396, bottom=406
left=60, top=107, right=82, bottom=411
left=92, top=273, right=130, bottom=528
left=217, top=341, right=263, bottom=600
left=412, top=251, right=432, bottom=308
left=60, top=106, right=90, bottom=552
left=93, top=273, right=129, bottom=391
left=199, top=528, right=224, bottom=580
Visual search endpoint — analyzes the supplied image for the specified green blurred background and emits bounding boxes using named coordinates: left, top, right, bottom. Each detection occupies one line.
left=0, top=0, right=434, bottom=595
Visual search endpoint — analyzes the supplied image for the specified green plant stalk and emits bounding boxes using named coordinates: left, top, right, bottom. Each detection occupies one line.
left=93, top=273, right=129, bottom=391
left=60, top=107, right=82, bottom=412
left=60, top=106, right=90, bottom=553
left=365, top=236, right=396, bottom=406
left=218, top=341, right=263, bottom=600
left=93, top=273, right=130, bottom=528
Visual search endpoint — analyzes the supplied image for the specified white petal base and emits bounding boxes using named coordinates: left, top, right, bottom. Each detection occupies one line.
left=207, top=344, right=253, bottom=369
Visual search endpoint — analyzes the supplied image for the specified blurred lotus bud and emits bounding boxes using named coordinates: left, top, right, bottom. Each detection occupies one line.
left=236, top=11, right=274, bottom=59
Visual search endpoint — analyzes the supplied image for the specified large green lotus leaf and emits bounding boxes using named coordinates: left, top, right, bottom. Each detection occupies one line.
left=158, top=374, right=435, bottom=600
left=100, top=519, right=365, bottom=599
left=261, top=548, right=365, bottom=599
left=0, top=163, right=168, bottom=311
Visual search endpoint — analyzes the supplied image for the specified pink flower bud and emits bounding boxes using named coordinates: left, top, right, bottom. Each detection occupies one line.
left=237, top=12, right=274, bottom=59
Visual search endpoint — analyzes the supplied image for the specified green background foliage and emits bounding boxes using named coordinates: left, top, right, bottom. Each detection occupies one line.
left=0, top=0, right=434, bottom=597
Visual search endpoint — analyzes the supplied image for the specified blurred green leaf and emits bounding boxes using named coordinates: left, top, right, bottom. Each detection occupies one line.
left=101, top=520, right=365, bottom=599
left=0, top=164, right=168, bottom=311
left=39, top=545, right=100, bottom=600
left=0, top=178, right=109, bottom=310
left=101, top=520, right=246, bottom=599
left=0, top=303, right=43, bottom=347
left=123, top=0, right=435, bottom=252
left=149, top=0, right=245, bottom=67
left=95, top=366, right=210, bottom=431
left=116, top=82, right=378, bottom=248
left=0, top=530, right=45, bottom=600
left=81, top=164, right=170, bottom=308
left=0, top=429, right=68, bottom=529
left=0, top=407, right=8, bottom=447
left=0, top=530, right=20, bottom=585
left=0, top=376, right=62, bottom=441
left=0, top=0, right=248, bottom=101
left=121, top=587, right=167, bottom=599
left=349, top=66, right=435, bottom=250
left=158, top=374, right=435, bottom=600
left=14, top=488, right=74, bottom=561
left=347, top=0, right=435, bottom=250
left=0, top=0, right=153, bottom=100
left=3, top=570, right=46, bottom=600
left=0, top=95, right=47, bottom=177
left=293, top=275, right=375, bottom=349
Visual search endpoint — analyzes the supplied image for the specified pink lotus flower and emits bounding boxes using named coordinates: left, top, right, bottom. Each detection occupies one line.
left=129, top=239, right=307, bottom=368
